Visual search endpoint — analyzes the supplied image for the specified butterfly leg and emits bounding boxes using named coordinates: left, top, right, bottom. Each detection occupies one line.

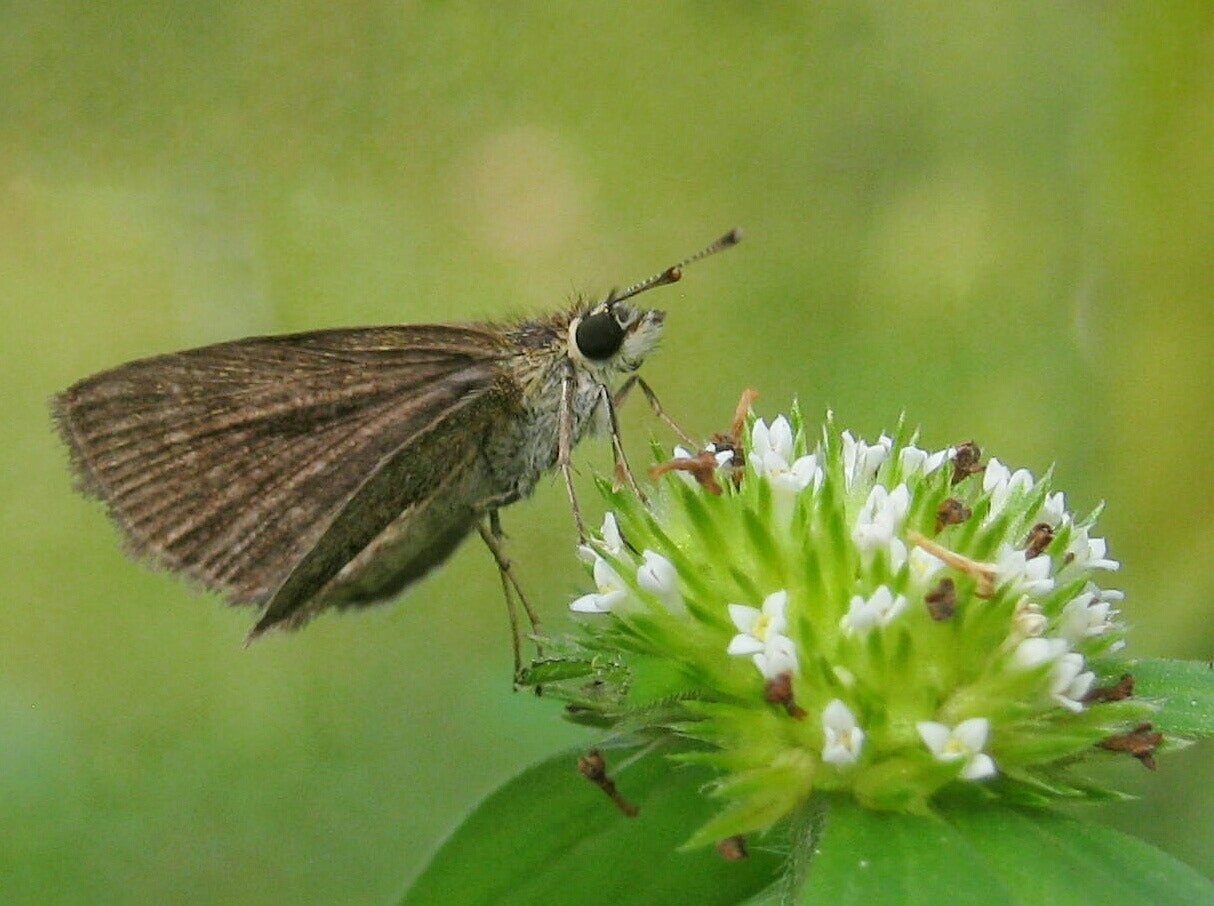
left=614, top=375, right=697, bottom=448
left=558, top=374, right=589, bottom=540
left=597, top=382, right=647, bottom=503
left=478, top=510, right=544, bottom=683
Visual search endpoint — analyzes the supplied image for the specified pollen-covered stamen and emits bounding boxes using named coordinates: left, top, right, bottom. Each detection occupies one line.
left=764, top=671, right=807, bottom=719
left=935, top=497, right=972, bottom=532
left=950, top=440, right=985, bottom=485
left=924, top=577, right=958, bottom=621
left=1024, top=522, right=1055, bottom=558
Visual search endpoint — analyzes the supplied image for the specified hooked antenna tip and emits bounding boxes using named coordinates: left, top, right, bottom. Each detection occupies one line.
left=609, top=227, right=743, bottom=305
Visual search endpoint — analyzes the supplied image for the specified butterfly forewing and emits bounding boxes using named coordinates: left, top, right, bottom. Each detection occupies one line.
left=53, top=325, right=513, bottom=609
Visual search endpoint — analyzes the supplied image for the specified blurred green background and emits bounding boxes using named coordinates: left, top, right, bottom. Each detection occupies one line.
left=3, top=3, right=1213, bottom=903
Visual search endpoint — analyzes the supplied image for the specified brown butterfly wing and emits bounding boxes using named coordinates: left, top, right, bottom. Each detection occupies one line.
left=53, top=325, right=513, bottom=609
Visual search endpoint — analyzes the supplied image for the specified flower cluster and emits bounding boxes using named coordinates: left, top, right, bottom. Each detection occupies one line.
left=542, top=403, right=1156, bottom=847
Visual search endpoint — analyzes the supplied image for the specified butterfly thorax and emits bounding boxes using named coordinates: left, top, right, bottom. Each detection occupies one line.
left=484, top=310, right=613, bottom=501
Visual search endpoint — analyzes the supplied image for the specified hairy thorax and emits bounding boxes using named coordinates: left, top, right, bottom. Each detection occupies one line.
left=483, top=347, right=605, bottom=503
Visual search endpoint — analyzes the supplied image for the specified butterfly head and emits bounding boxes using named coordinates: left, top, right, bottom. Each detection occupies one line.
left=568, top=298, right=665, bottom=374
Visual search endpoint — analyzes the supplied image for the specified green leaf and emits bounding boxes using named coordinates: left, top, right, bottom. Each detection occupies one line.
left=735, top=882, right=788, bottom=905
left=944, top=805, right=1214, bottom=905
left=794, top=796, right=1214, bottom=905
left=798, top=797, right=1018, bottom=905
left=1094, top=657, right=1214, bottom=737
left=399, top=747, right=782, bottom=906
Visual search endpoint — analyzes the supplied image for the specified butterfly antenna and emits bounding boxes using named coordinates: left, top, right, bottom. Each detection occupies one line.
left=611, top=228, right=742, bottom=305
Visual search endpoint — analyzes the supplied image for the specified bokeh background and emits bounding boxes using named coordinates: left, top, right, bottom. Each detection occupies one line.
left=3, top=3, right=1213, bottom=903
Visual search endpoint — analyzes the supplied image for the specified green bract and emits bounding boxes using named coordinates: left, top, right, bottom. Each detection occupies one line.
left=535, top=405, right=1161, bottom=848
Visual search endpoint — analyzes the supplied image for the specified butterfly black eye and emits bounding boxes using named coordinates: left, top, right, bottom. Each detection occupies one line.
left=575, top=310, right=625, bottom=360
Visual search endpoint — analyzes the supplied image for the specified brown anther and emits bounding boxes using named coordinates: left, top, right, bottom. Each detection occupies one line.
left=935, top=497, right=972, bottom=533
left=1083, top=673, right=1135, bottom=703
left=728, top=388, right=760, bottom=442
left=649, top=389, right=759, bottom=494
left=578, top=748, right=640, bottom=817
left=709, top=388, right=760, bottom=483
left=908, top=531, right=998, bottom=597
left=715, top=835, right=749, bottom=861
left=764, top=671, right=807, bottom=719
left=1024, top=522, right=1055, bottom=559
left=951, top=441, right=985, bottom=485
left=649, top=451, right=725, bottom=495
left=924, top=577, right=958, bottom=621
left=612, top=460, right=630, bottom=492
left=1097, top=722, right=1162, bottom=770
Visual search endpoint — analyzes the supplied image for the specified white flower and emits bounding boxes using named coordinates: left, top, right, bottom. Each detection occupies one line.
left=917, top=718, right=997, bottom=780
left=902, top=545, right=947, bottom=585
left=899, top=444, right=952, bottom=478
left=753, top=632, right=800, bottom=679
left=729, top=591, right=800, bottom=679
left=1011, top=597, right=1047, bottom=638
left=822, top=699, right=865, bottom=765
left=727, top=590, right=789, bottom=655
left=841, top=585, right=908, bottom=635
left=636, top=549, right=683, bottom=610
left=842, top=431, right=893, bottom=490
left=1012, top=636, right=1068, bottom=669
left=1060, top=526, right=1120, bottom=575
left=852, top=483, right=910, bottom=559
left=994, top=544, right=1055, bottom=597
left=1050, top=652, right=1095, bottom=712
left=1056, top=591, right=1117, bottom=644
left=1035, top=491, right=1067, bottom=527
left=577, top=512, right=625, bottom=563
left=570, top=557, right=630, bottom=613
left=752, top=416, right=796, bottom=464
left=983, top=458, right=1035, bottom=522
left=774, top=454, right=822, bottom=495
left=750, top=417, right=820, bottom=494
